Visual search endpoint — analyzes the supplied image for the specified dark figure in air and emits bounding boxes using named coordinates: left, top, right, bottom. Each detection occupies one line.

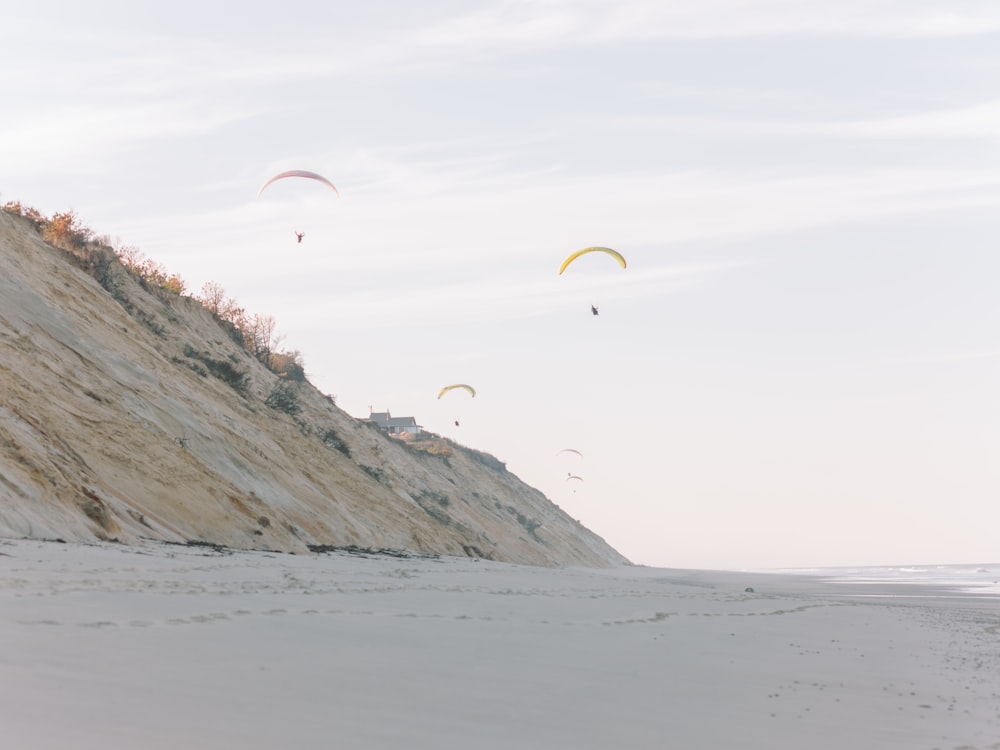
left=454, top=420, right=460, bottom=427
left=591, top=305, right=599, bottom=316
left=295, top=231, right=305, bottom=244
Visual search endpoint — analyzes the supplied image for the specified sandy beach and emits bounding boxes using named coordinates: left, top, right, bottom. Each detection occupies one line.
left=1, top=539, right=997, bottom=749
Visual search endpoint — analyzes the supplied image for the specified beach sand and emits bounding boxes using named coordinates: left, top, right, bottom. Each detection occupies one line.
left=2, top=538, right=997, bottom=749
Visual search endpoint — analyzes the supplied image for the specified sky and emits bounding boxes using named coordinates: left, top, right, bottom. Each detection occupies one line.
left=2, top=0, right=999, bottom=569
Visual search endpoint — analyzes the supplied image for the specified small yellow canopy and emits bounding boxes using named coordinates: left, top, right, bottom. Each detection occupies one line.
left=558, top=246, right=626, bottom=275
left=437, top=384, right=476, bottom=399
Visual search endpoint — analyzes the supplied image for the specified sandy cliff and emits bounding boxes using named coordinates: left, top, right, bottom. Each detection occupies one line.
left=0, top=209, right=627, bottom=566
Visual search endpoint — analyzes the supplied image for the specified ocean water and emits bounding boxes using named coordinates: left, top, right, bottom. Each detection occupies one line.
left=779, top=563, right=1000, bottom=599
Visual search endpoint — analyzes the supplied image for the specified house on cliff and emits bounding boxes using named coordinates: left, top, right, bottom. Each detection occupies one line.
left=365, top=410, right=421, bottom=435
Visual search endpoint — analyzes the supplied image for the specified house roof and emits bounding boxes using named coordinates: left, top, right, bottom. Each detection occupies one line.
left=366, top=411, right=419, bottom=429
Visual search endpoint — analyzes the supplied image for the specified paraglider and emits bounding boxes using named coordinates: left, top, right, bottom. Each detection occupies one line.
left=558, top=246, right=626, bottom=275
left=437, top=384, right=476, bottom=399
left=557, top=450, right=583, bottom=483
left=294, top=231, right=305, bottom=244
left=559, top=248, right=625, bottom=316
left=257, top=170, right=340, bottom=199
left=438, top=384, right=474, bottom=430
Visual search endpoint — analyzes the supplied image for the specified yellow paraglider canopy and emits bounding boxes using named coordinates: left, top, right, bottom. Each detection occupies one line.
left=558, top=247, right=626, bottom=275
left=437, top=384, right=476, bottom=399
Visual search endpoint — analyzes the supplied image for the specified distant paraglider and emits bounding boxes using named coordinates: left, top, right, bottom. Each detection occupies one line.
left=439, top=384, right=475, bottom=430
left=558, top=246, right=626, bottom=275
left=559, top=248, right=625, bottom=316
left=294, top=231, right=305, bottom=244
left=557, top=449, right=583, bottom=485
left=437, top=384, right=476, bottom=400
left=257, top=170, right=340, bottom=199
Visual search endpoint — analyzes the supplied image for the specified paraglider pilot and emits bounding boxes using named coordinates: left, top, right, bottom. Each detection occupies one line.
left=294, top=231, right=305, bottom=244
left=591, top=305, right=599, bottom=316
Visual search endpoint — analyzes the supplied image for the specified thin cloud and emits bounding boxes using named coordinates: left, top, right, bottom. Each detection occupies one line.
left=584, top=0, right=1000, bottom=40
left=0, top=101, right=254, bottom=174
left=9, top=2, right=999, bottom=107
left=412, top=3, right=582, bottom=48
left=406, top=0, right=1000, bottom=49
left=559, top=99, right=1000, bottom=143
left=888, top=350, right=1000, bottom=366
left=812, top=99, right=1000, bottom=140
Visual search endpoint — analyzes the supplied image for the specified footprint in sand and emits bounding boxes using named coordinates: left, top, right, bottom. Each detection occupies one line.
left=189, top=613, right=230, bottom=623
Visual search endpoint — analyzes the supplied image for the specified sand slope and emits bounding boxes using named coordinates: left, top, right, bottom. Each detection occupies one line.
left=0, top=209, right=625, bottom=567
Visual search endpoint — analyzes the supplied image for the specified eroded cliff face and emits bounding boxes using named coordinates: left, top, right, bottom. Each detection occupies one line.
left=0, top=210, right=628, bottom=567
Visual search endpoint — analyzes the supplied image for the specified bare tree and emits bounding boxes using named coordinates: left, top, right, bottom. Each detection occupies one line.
left=246, top=313, right=282, bottom=364
left=198, top=281, right=227, bottom=315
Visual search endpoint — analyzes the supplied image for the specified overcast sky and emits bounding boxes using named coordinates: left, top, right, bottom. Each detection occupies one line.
left=3, top=0, right=999, bottom=569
